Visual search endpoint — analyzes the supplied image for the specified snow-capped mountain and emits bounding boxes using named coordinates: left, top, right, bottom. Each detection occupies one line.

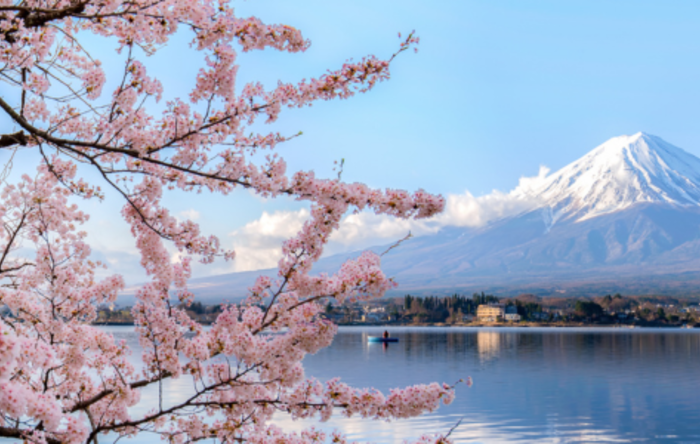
left=514, top=132, right=700, bottom=226
left=176, top=133, right=700, bottom=301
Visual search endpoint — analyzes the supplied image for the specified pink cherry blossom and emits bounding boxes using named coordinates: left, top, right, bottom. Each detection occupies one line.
left=0, top=3, right=460, bottom=443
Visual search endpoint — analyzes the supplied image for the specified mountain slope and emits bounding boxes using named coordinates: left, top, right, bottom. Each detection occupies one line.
left=176, top=133, right=700, bottom=301
left=372, top=203, right=700, bottom=288
left=513, top=132, right=700, bottom=225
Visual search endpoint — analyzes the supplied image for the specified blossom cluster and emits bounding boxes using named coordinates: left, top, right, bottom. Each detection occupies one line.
left=0, top=1, right=460, bottom=443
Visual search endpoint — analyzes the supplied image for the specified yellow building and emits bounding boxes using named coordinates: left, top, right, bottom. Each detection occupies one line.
left=476, top=304, right=505, bottom=322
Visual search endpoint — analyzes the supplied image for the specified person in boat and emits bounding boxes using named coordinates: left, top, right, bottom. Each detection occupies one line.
left=383, top=330, right=389, bottom=339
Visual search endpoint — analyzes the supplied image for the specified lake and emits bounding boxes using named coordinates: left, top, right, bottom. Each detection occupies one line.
left=288, top=326, right=700, bottom=443
left=5, top=326, right=700, bottom=443
left=99, top=326, right=700, bottom=443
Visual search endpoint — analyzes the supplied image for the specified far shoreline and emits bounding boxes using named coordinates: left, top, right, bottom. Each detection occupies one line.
left=91, top=321, right=700, bottom=329
left=338, top=322, right=699, bottom=329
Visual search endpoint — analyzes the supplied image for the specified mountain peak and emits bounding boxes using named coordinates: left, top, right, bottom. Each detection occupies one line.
left=514, top=133, right=700, bottom=224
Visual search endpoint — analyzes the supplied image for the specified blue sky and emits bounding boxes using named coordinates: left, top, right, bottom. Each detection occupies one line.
left=222, top=0, right=700, bottom=195
left=3, top=0, right=700, bottom=282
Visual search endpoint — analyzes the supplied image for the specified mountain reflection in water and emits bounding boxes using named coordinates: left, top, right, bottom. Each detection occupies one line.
left=92, top=326, right=700, bottom=443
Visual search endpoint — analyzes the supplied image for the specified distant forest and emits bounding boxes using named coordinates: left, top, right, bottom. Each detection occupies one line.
left=403, top=293, right=499, bottom=323
left=89, top=292, right=700, bottom=327
left=394, top=292, right=698, bottom=326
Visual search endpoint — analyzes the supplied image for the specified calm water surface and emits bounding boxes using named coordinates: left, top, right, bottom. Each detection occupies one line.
left=291, top=327, right=700, bottom=443
left=37, top=327, right=700, bottom=443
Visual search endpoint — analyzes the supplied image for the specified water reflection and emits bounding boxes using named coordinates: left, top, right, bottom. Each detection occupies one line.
left=477, top=330, right=500, bottom=360
left=302, top=327, right=700, bottom=443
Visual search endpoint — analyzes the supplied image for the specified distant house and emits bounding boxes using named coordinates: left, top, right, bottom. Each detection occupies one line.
left=361, top=305, right=388, bottom=323
left=504, top=305, right=521, bottom=322
left=477, top=304, right=504, bottom=322
left=361, top=312, right=388, bottom=323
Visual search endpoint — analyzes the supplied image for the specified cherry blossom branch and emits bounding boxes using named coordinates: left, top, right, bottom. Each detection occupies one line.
left=0, top=425, right=61, bottom=444
left=0, top=3, right=455, bottom=443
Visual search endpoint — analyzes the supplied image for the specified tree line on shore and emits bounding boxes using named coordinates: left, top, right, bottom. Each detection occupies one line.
left=87, top=292, right=700, bottom=326
left=327, top=292, right=700, bottom=326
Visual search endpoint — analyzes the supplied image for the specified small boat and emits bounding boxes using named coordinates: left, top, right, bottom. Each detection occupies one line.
left=367, top=336, right=399, bottom=343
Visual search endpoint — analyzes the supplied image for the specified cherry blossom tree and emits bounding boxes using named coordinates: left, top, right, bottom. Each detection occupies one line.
left=0, top=1, right=459, bottom=443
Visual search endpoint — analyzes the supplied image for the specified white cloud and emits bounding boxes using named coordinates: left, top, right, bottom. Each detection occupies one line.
left=435, top=165, right=548, bottom=227
left=513, top=165, right=551, bottom=196
left=328, top=167, right=547, bottom=248
left=330, top=212, right=438, bottom=246
left=223, top=167, right=550, bottom=272
left=436, top=189, right=537, bottom=227
left=228, top=209, right=310, bottom=272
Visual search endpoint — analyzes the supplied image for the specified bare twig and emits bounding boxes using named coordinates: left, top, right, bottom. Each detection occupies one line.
left=380, top=231, right=412, bottom=257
